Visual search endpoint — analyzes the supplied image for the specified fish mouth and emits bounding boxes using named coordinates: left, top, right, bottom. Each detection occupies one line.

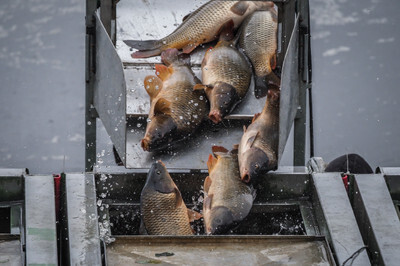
left=209, top=110, right=222, bottom=124
left=141, top=138, right=150, bottom=151
left=241, top=172, right=251, bottom=183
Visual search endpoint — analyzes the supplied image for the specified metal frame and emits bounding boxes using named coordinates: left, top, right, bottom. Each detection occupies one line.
left=85, top=0, right=313, bottom=170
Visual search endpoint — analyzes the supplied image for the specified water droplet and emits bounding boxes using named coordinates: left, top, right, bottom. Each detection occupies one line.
left=199, top=96, right=204, bottom=100
left=87, top=121, right=92, bottom=125
left=194, top=103, right=198, bottom=106
left=114, top=127, right=118, bottom=131
left=146, top=118, right=152, bottom=123
left=179, top=116, right=183, bottom=119
left=97, top=199, right=102, bottom=206
left=137, top=123, right=142, bottom=127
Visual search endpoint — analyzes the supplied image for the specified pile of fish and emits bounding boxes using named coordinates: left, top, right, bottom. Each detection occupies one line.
left=125, top=0, right=282, bottom=235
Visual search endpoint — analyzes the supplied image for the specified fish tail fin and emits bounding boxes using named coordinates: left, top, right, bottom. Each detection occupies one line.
left=123, top=39, right=162, bottom=50
left=124, top=39, right=163, bottom=58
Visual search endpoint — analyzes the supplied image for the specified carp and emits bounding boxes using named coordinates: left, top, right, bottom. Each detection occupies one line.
left=141, top=48, right=208, bottom=151
left=124, top=0, right=274, bottom=58
left=203, top=146, right=255, bottom=234
left=238, top=88, right=280, bottom=184
left=140, top=161, right=202, bottom=235
left=239, top=8, right=280, bottom=98
left=194, top=38, right=252, bottom=123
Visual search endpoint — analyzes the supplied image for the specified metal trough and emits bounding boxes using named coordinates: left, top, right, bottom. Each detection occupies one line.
left=86, top=0, right=312, bottom=170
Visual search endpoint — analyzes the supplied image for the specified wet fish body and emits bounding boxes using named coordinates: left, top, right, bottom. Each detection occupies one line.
left=140, top=161, right=201, bottom=235
left=239, top=9, right=280, bottom=98
left=238, top=89, right=280, bottom=184
left=203, top=146, right=255, bottom=234
left=195, top=40, right=252, bottom=123
left=141, top=49, right=208, bottom=151
left=124, top=0, right=274, bottom=58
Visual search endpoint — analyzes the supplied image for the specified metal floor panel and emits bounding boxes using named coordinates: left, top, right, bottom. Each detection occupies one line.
left=312, top=173, right=370, bottom=266
left=64, top=173, right=102, bottom=265
left=24, top=175, right=57, bottom=266
left=353, top=174, right=400, bottom=265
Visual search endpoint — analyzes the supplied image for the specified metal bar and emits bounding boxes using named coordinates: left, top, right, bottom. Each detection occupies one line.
left=312, top=173, right=370, bottom=266
left=352, top=174, right=400, bottom=265
left=63, top=173, right=102, bottom=265
left=100, top=0, right=112, bottom=40
left=376, top=167, right=400, bottom=201
left=25, top=175, right=58, bottom=266
left=86, top=0, right=98, bottom=171
left=0, top=171, right=25, bottom=202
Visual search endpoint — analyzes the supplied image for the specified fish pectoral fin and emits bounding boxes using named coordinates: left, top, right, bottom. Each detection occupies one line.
left=139, top=219, right=149, bottom=235
left=243, top=125, right=247, bottom=132
left=212, top=145, right=229, bottom=155
left=187, top=208, right=202, bottom=222
left=252, top=113, right=261, bottom=123
left=230, top=1, right=249, bottom=16
left=271, top=53, right=277, bottom=70
left=173, top=187, right=184, bottom=209
left=154, top=98, right=172, bottom=116
left=218, top=19, right=235, bottom=41
left=144, top=75, right=163, bottom=99
left=182, top=43, right=198, bottom=54
left=155, top=64, right=173, bottom=81
left=207, top=154, right=218, bottom=173
left=204, top=194, right=213, bottom=211
left=204, top=175, right=212, bottom=193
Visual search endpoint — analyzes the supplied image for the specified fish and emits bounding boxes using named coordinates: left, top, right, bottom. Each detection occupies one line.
left=238, top=88, right=280, bottom=184
left=203, top=146, right=255, bottom=234
left=239, top=8, right=280, bottom=98
left=194, top=38, right=252, bottom=124
left=124, top=0, right=275, bottom=58
left=140, top=161, right=202, bottom=235
left=141, top=48, right=208, bottom=151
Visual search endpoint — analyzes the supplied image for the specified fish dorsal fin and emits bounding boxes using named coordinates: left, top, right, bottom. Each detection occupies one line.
left=144, top=75, right=163, bottom=99
left=193, top=84, right=207, bottom=91
left=155, top=64, right=173, bottom=81
left=230, top=1, right=249, bottom=16
left=218, top=19, right=235, bottom=42
left=204, top=193, right=213, bottom=211
left=187, top=208, right=202, bottom=222
left=174, top=187, right=184, bottom=209
left=154, top=98, right=172, bottom=116
left=207, top=154, right=218, bottom=173
left=204, top=175, right=212, bottom=193
left=212, top=145, right=229, bottom=155
left=248, top=131, right=260, bottom=148
left=252, top=113, right=261, bottom=123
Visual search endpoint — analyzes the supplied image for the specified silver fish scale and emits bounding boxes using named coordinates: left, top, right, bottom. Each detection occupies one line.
left=150, top=65, right=207, bottom=130
left=239, top=10, right=277, bottom=77
left=203, top=45, right=251, bottom=98
left=141, top=191, right=193, bottom=235
left=208, top=154, right=253, bottom=216
left=162, top=1, right=236, bottom=49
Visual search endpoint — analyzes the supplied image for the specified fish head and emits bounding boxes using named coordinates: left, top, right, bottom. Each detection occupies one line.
left=240, top=147, right=269, bottom=184
left=206, top=206, right=235, bottom=235
left=144, top=161, right=176, bottom=194
left=207, top=82, right=239, bottom=124
left=141, top=115, right=178, bottom=151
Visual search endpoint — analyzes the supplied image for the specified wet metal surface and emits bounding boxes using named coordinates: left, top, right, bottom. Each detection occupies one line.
left=106, top=236, right=334, bottom=265
left=352, top=174, right=400, bottom=265
left=63, top=173, right=102, bottom=265
left=0, top=236, right=22, bottom=266
left=312, top=173, right=370, bottom=266
left=25, top=175, right=58, bottom=265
